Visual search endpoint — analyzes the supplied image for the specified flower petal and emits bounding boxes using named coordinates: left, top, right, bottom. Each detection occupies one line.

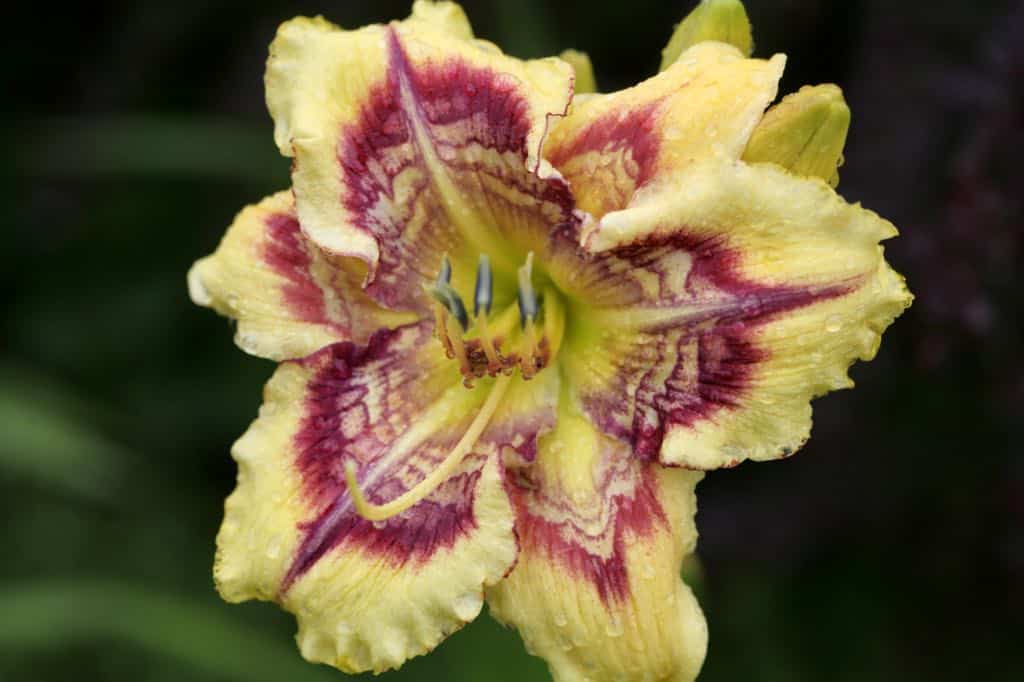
left=545, top=41, right=784, bottom=222
left=559, top=159, right=911, bottom=469
left=188, top=191, right=415, bottom=361
left=216, top=321, right=559, bottom=673
left=265, top=3, right=575, bottom=310
left=488, top=400, right=706, bottom=682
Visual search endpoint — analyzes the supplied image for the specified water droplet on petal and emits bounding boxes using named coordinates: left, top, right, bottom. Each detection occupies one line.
left=553, top=612, right=568, bottom=627
left=825, top=315, right=842, bottom=333
left=605, top=615, right=624, bottom=637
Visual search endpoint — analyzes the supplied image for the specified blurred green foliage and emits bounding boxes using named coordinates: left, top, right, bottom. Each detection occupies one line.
left=2, top=1, right=1021, bottom=681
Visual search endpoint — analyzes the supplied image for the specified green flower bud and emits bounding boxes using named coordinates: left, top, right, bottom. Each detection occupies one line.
left=660, top=0, right=754, bottom=70
left=743, top=84, right=851, bottom=187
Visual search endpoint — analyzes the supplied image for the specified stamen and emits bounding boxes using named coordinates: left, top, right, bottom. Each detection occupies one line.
left=446, top=313, right=472, bottom=383
left=517, top=252, right=537, bottom=328
left=516, top=252, right=543, bottom=378
left=437, top=253, right=452, bottom=285
left=473, top=254, right=501, bottom=370
left=344, top=374, right=513, bottom=522
left=474, top=254, right=493, bottom=317
left=430, top=299, right=454, bottom=357
left=428, top=282, right=469, bottom=331
left=520, top=317, right=539, bottom=379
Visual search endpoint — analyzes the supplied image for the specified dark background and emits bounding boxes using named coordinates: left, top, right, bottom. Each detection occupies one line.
left=3, top=1, right=1021, bottom=680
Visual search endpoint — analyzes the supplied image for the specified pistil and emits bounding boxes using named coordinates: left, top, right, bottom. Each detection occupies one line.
left=343, top=373, right=513, bottom=522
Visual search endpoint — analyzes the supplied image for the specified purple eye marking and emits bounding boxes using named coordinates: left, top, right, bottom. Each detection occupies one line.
left=262, top=212, right=330, bottom=326
left=334, top=28, right=541, bottom=311
left=579, top=231, right=858, bottom=461
left=280, top=323, right=485, bottom=593
left=510, top=461, right=669, bottom=606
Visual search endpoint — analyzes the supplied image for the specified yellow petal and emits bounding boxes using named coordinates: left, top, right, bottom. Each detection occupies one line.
left=660, top=0, right=755, bottom=69
left=546, top=41, right=783, bottom=221
left=188, top=191, right=414, bottom=360
left=743, top=84, right=851, bottom=187
left=559, top=49, right=597, bottom=94
left=567, top=159, right=910, bottom=469
left=216, top=322, right=559, bottom=673
left=264, top=3, right=574, bottom=307
left=488, top=398, right=706, bottom=681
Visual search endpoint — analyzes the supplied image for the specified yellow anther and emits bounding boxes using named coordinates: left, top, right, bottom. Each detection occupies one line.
left=344, top=374, right=513, bottom=522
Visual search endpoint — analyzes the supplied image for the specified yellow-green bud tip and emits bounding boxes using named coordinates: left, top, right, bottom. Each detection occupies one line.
left=660, top=0, right=754, bottom=70
left=560, top=49, right=597, bottom=95
left=742, top=84, right=852, bottom=188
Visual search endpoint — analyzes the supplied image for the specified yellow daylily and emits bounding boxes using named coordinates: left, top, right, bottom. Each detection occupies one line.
left=188, top=2, right=910, bottom=681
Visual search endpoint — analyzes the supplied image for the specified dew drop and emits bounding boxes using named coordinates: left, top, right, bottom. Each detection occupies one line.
left=605, top=615, right=624, bottom=638
left=825, top=315, right=842, bottom=333
left=553, top=612, right=568, bottom=627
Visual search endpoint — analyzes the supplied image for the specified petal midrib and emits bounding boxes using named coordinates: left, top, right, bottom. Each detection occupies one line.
left=386, top=28, right=524, bottom=277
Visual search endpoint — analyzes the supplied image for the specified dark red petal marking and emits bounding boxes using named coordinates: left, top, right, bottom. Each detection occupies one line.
left=509, top=457, right=667, bottom=605
left=571, top=232, right=858, bottom=461
left=545, top=100, right=662, bottom=217
left=281, top=322, right=548, bottom=592
left=263, top=212, right=332, bottom=326
left=336, top=29, right=563, bottom=311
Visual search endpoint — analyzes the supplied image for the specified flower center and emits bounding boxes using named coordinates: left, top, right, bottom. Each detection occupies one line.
left=427, top=252, right=565, bottom=388
left=342, top=252, right=566, bottom=523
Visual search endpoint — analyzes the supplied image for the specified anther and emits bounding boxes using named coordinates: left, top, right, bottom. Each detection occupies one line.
left=517, top=252, right=538, bottom=328
left=473, top=254, right=502, bottom=372
left=437, top=253, right=452, bottom=285
left=474, top=254, right=493, bottom=317
left=428, top=282, right=469, bottom=331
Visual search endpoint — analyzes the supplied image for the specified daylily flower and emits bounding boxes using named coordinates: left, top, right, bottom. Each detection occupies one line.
left=188, top=1, right=911, bottom=680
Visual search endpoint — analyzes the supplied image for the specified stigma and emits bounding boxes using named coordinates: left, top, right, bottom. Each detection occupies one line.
left=426, top=252, right=564, bottom=386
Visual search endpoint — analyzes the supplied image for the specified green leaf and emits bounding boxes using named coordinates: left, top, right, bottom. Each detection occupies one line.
left=0, top=580, right=336, bottom=682
left=0, top=366, right=129, bottom=502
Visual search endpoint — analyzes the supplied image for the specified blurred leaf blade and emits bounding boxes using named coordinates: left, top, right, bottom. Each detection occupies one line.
left=0, top=579, right=337, bottom=682
left=0, top=366, right=130, bottom=502
left=19, top=116, right=288, bottom=185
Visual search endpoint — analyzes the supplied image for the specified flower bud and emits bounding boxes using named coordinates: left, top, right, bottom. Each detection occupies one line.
left=743, top=84, right=851, bottom=187
left=660, top=0, right=753, bottom=70
left=560, top=49, right=597, bottom=94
